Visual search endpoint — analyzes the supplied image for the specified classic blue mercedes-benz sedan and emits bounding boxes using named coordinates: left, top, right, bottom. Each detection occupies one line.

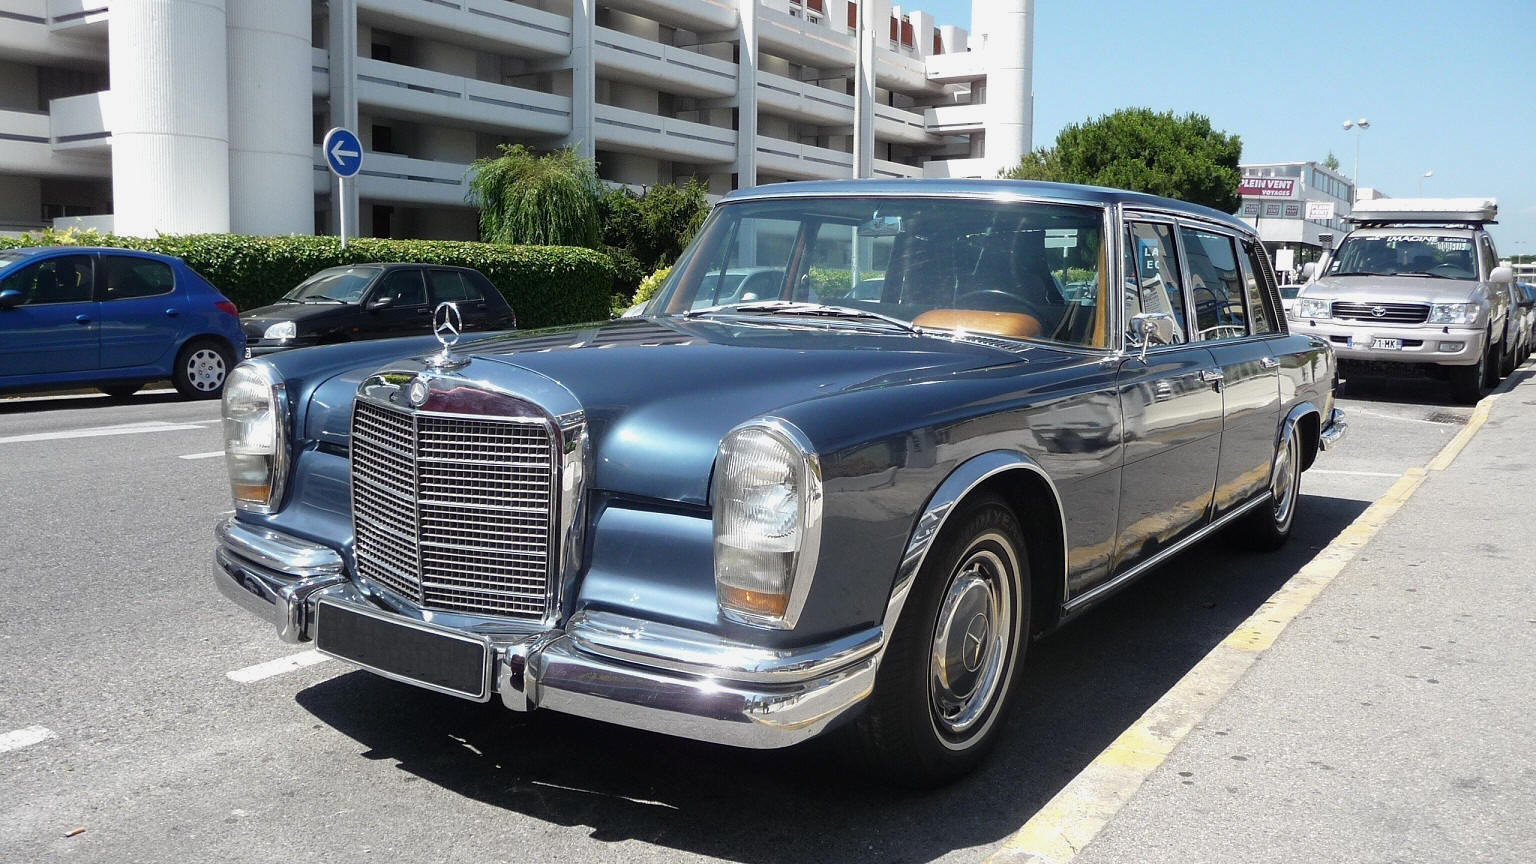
left=211, top=180, right=1345, bottom=786
left=0, top=246, right=245, bottom=399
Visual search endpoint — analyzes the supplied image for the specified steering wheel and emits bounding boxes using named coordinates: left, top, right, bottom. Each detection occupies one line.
left=954, top=289, right=1041, bottom=316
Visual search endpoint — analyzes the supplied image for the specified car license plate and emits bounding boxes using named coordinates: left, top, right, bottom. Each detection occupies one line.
left=314, top=599, right=491, bottom=700
left=1370, top=338, right=1403, bottom=350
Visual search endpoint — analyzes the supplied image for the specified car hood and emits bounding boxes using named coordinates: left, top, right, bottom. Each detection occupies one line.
left=303, top=317, right=1032, bottom=505
left=1304, top=275, right=1482, bottom=305
left=240, top=301, right=357, bottom=337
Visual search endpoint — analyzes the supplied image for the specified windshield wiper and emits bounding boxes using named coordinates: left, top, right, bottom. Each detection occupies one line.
left=1328, top=271, right=1378, bottom=277
left=685, top=301, right=922, bottom=335
left=1396, top=271, right=1454, bottom=279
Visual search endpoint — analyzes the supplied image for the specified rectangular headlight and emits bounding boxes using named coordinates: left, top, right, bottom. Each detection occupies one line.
left=1428, top=303, right=1476, bottom=325
left=1297, top=298, right=1332, bottom=319
left=222, top=362, right=288, bottom=513
left=712, top=420, right=822, bottom=628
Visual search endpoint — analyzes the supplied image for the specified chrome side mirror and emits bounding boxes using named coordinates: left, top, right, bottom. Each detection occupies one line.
left=1129, top=312, right=1178, bottom=361
left=1489, top=266, right=1514, bottom=285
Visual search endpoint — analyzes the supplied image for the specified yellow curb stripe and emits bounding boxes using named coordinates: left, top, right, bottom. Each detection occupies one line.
left=985, top=395, right=1496, bottom=864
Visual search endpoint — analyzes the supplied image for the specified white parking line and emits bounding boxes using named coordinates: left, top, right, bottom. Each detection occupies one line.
left=0, top=420, right=204, bottom=445
left=227, top=650, right=331, bottom=683
left=1308, top=469, right=1404, bottom=478
left=179, top=451, right=225, bottom=460
left=0, top=725, right=57, bottom=754
left=0, top=388, right=176, bottom=405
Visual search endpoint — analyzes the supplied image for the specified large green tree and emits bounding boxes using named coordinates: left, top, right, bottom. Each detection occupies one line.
left=467, top=144, right=603, bottom=247
left=1001, top=108, right=1243, bottom=212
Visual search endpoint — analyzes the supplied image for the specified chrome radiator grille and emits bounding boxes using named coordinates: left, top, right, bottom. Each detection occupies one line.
left=1331, top=301, right=1430, bottom=324
left=351, top=398, right=556, bottom=619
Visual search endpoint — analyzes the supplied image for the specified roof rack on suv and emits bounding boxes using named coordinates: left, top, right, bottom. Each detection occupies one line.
left=1347, top=197, right=1498, bottom=226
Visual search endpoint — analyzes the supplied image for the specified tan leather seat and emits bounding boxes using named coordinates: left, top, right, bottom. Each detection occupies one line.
left=912, top=309, right=1043, bottom=339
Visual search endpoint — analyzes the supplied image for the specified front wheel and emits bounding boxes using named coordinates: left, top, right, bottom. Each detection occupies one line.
left=1450, top=345, right=1490, bottom=405
left=847, top=494, right=1029, bottom=787
left=172, top=339, right=232, bottom=399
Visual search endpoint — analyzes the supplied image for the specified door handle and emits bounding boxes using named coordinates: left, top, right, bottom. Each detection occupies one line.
left=75, top=314, right=91, bottom=325
left=1199, top=369, right=1225, bottom=391
left=164, top=307, right=180, bottom=318
left=1259, top=356, right=1280, bottom=369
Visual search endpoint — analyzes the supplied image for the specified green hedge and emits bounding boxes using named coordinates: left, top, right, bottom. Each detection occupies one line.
left=0, top=230, right=615, bottom=329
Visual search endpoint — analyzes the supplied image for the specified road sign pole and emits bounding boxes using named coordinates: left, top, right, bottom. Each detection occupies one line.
left=338, top=176, right=348, bottom=249
left=323, top=127, right=363, bottom=249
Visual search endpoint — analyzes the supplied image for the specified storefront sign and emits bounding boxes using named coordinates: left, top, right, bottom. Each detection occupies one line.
left=1263, top=202, right=1283, bottom=217
left=1283, top=203, right=1301, bottom=218
left=1238, top=177, right=1298, bottom=198
left=1305, top=201, right=1336, bottom=220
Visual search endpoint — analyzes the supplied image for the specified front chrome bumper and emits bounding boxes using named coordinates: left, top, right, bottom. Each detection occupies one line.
left=1319, top=407, right=1347, bottom=451
left=213, top=517, right=877, bottom=749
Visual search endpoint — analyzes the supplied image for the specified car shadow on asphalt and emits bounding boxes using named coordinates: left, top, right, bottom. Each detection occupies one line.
left=1342, top=360, right=1533, bottom=407
left=294, top=490, right=1370, bottom=863
left=0, top=389, right=183, bottom=415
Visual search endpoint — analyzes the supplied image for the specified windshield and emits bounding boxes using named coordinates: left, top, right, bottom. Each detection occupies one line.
left=282, top=266, right=381, bottom=302
left=1326, top=233, right=1477, bottom=279
left=652, top=196, right=1109, bottom=347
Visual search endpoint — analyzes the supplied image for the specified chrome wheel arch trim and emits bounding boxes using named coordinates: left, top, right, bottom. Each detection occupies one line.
left=1279, top=401, right=1322, bottom=471
left=883, top=450, right=1069, bottom=655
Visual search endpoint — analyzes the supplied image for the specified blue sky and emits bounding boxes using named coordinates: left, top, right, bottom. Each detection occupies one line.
left=917, top=0, right=1536, bottom=254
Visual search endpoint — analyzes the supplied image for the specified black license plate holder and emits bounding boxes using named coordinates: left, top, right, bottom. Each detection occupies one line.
left=315, top=599, right=491, bottom=701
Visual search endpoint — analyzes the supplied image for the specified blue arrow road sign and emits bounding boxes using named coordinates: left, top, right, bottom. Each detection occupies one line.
left=323, top=127, right=363, bottom=178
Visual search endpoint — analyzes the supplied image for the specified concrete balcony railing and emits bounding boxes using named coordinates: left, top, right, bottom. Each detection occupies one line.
left=49, top=89, right=111, bottom=150
left=593, top=103, right=736, bottom=166
left=0, top=106, right=109, bottom=177
left=593, top=25, right=736, bottom=100
left=356, top=57, right=572, bottom=138
left=314, top=148, right=472, bottom=209
left=755, top=137, right=851, bottom=181
left=923, top=102, right=986, bottom=136
left=872, top=158, right=921, bottom=180
left=755, top=0, right=856, bottom=69
left=357, top=0, right=570, bottom=58
left=925, top=51, right=987, bottom=84
left=0, top=0, right=105, bottom=63
left=873, top=100, right=935, bottom=145
left=312, top=47, right=329, bottom=97
left=755, top=69, right=852, bottom=126
left=922, top=157, right=990, bottom=179
left=600, top=0, right=735, bottom=32
left=46, top=0, right=108, bottom=33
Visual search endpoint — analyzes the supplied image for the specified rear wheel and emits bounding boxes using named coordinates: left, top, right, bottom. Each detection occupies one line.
left=1236, top=420, right=1303, bottom=551
left=847, top=494, right=1029, bottom=787
left=1451, top=343, right=1491, bottom=405
left=172, top=339, right=232, bottom=399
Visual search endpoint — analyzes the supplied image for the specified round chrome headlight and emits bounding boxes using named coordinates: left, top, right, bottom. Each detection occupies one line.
left=222, top=362, right=288, bottom=513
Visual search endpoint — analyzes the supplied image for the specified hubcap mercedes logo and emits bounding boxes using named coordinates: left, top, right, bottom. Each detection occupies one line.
left=1370, top=305, right=1387, bottom=318
left=962, top=612, right=989, bottom=672
left=433, top=301, right=463, bottom=348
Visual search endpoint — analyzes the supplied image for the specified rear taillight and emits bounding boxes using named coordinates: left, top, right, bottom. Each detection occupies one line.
left=215, top=300, right=239, bottom=317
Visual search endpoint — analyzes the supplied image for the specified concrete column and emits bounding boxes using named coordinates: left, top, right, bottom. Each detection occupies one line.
left=981, top=0, right=1033, bottom=175
left=734, top=0, right=757, bottom=188
left=109, top=0, right=230, bottom=236
left=328, top=0, right=359, bottom=238
left=566, top=0, right=596, bottom=160
left=852, top=0, right=875, bottom=178
left=227, top=0, right=311, bottom=235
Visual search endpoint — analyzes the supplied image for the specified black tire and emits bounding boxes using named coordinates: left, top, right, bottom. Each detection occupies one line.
left=172, top=338, right=233, bottom=399
left=846, top=493, right=1030, bottom=787
left=1451, top=343, right=1490, bottom=405
left=99, top=382, right=142, bottom=399
left=1498, top=337, right=1517, bottom=377
left=1235, top=420, right=1303, bottom=551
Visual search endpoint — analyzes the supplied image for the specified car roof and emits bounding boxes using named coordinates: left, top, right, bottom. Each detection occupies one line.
left=0, top=245, right=183, bottom=265
left=720, top=178, right=1253, bottom=234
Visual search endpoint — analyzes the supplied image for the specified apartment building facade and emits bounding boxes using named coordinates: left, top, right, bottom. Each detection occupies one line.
left=0, top=0, right=1034, bottom=240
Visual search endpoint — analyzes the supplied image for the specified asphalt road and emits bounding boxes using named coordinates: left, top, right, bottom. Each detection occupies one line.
left=0, top=372, right=1518, bottom=864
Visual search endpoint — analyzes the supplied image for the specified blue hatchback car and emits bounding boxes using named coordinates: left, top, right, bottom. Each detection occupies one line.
left=0, top=246, right=245, bottom=399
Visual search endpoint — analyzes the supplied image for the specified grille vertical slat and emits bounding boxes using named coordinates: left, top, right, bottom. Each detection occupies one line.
left=350, top=398, right=557, bottom=620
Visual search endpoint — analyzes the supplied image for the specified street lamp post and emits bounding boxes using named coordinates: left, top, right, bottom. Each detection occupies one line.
left=1342, top=118, right=1370, bottom=200
left=1419, top=170, right=1433, bottom=195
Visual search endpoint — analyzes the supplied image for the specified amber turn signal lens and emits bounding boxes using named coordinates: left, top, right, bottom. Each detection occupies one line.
left=233, top=482, right=271, bottom=502
left=718, top=585, right=789, bottom=618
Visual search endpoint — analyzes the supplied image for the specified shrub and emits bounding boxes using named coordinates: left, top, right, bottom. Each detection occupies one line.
left=0, top=229, right=615, bottom=329
left=599, top=178, right=710, bottom=270
left=467, top=145, right=604, bottom=248
left=629, top=264, right=673, bottom=311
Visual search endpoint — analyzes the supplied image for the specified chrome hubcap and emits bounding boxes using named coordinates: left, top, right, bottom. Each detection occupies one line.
left=929, top=535, right=1014, bottom=742
left=186, top=348, right=226, bottom=392
left=1272, top=430, right=1299, bottom=526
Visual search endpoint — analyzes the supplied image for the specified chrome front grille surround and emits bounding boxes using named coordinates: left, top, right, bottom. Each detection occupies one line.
left=1331, top=301, right=1430, bottom=324
left=351, top=397, right=558, bottom=620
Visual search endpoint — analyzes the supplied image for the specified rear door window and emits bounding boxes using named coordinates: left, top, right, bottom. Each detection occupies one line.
left=1124, top=221, right=1189, bottom=344
left=101, top=256, right=175, bottom=301
left=1238, top=240, right=1277, bottom=335
left=427, top=270, right=475, bottom=304
left=1180, top=227, right=1248, bottom=341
